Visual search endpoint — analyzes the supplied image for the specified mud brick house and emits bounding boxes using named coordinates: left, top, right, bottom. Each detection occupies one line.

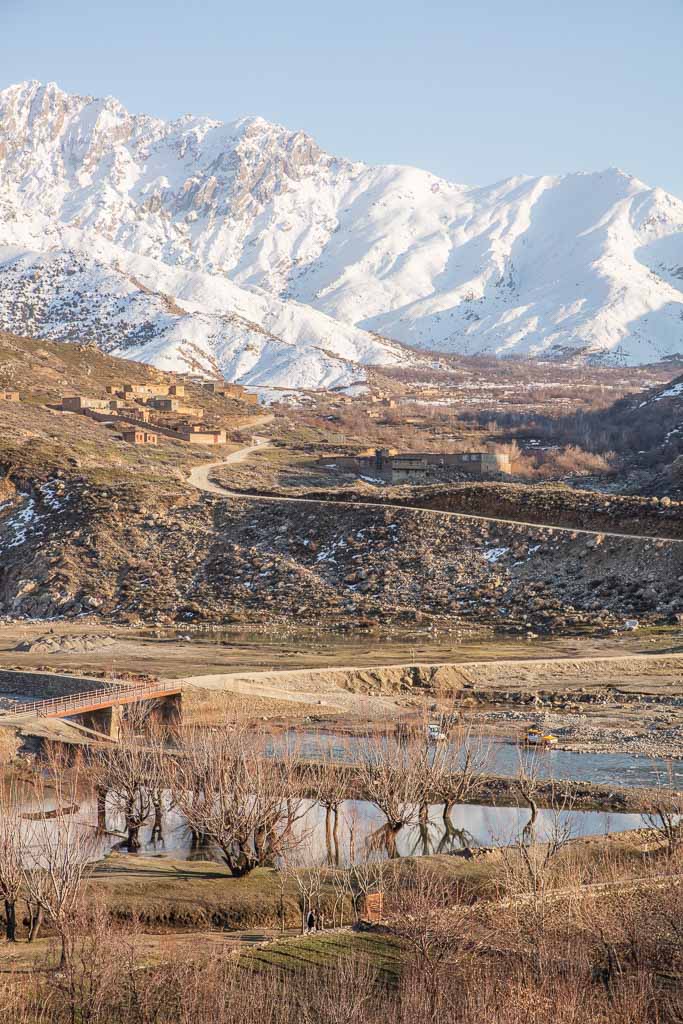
left=175, top=424, right=227, bottom=445
left=447, top=451, right=512, bottom=477
left=0, top=390, right=20, bottom=402
left=178, top=405, right=204, bottom=419
left=323, top=448, right=511, bottom=483
left=122, top=428, right=157, bottom=445
left=379, top=452, right=430, bottom=484
left=122, top=384, right=152, bottom=397
left=201, top=380, right=259, bottom=404
left=150, top=396, right=181, bottom=412
left=150, top=397, right=204, bottom=418
left=61, top=395, right=110, bottom=413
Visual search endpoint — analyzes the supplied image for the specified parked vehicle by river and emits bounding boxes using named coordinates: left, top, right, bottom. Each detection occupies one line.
left=524, top=728, right=558, bottom=749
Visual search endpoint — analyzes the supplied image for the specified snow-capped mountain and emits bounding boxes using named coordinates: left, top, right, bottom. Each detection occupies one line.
left=1, top=80, right=682, bottom=384
left=0, top=239, right=412, bottom=389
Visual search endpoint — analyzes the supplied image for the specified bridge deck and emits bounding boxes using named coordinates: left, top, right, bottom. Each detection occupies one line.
left=0, top=682, right=182, bottom=720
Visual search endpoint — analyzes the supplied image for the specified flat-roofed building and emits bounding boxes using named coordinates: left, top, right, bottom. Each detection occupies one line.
left=327, top=447, right=512, bottom=483
left=61, top=396, right=109, bottom=413
left=121, top=428, right=157, bottom=445
left=176, top=424, right=227, bottom=445
left=150, top=397, right=180, bottom=411
left=444, top=451, right=512, bottom=477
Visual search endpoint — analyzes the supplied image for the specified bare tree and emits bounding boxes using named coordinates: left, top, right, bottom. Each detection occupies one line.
left=641, top=779, right=682, bottom=860
left=48, top=898, right=135, bottom=1024
left=91, top=728, right=156, bottom=853
left=358, top=732, right=425, bottom=858
left=173, top=724, right=315, bottom=877
left=289, top=863, right=327, bottom=933
left=23, top=770, right=98, bottom=968
left=432, top=727, right=490, bottom=853
left=0, top=782, right=24, bottom=941
left=306, top=748, right=353, bottom=866
left=499, top=758, right=577, bottom=915
left=384, top=864, right=482, bottom=1013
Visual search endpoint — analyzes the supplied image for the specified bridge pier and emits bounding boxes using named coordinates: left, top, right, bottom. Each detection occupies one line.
left=66, top=692, right=181, bottom=740
left=69, top=703, right=123, bottom=739
left=149, top=691, right=182, bottom=734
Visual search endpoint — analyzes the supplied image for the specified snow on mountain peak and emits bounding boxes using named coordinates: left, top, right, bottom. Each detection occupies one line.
left=0, top=80, right=682, bottom=385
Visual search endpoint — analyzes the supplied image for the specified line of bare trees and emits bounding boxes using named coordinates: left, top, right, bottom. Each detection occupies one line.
left=1, top=708, right=681, bottom=982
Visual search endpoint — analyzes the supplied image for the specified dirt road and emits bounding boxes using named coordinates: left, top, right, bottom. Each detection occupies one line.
left=187, top=439, right=273, bottom=494
left=187, top=443, right=683, bottom=545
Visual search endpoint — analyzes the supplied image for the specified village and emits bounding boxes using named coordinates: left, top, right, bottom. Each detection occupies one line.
left=1, top=372, right=260, bottom=447
left=58, top=377, right=260, bottom=446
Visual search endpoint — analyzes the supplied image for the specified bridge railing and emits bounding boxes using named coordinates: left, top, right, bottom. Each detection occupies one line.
left=0, top=681, right=172, bottom=719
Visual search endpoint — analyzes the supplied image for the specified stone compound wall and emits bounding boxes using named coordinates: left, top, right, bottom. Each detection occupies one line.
left=0, top=669, right=101, bottom=701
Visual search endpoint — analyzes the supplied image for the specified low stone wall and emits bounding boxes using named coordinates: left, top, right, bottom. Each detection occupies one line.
left=405, top=483, right=683, bottom=539
left=234, top=481, right=683, bottom=540
left=0, top=669, right=102, bottom=701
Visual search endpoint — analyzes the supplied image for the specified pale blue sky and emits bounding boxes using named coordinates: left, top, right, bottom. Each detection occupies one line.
left=3, top=0, right=682, bottom=196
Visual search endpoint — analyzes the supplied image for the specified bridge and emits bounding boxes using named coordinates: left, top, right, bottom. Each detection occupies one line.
left=0, top=680, right=182, bottom=738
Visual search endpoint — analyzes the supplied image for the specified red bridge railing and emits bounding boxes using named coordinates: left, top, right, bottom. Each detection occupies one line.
left=0, top=681, right=179, bottom=719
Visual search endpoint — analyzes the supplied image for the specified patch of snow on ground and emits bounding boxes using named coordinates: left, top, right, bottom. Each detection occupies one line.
left=483, top=546, right=510, bottom=563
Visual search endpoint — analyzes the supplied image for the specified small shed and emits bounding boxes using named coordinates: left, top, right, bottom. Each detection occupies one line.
left=360, top=892, right=384, bottom=924
left=122, top=428, right=147, bottom=445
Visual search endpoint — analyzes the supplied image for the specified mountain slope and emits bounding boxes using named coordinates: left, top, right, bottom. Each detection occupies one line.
left=0, top=239, right=413, bottom=389
left=1, top=80, right=683, bottom=375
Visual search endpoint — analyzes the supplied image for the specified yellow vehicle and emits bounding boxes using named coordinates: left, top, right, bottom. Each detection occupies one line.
left=524, top=728, right=558, bottom=749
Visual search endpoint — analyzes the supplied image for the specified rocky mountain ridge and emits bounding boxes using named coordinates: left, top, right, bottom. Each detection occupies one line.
left=1, top=81, right=683, bottom=384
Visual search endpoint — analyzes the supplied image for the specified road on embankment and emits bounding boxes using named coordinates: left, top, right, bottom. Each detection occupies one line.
left=187, top=441, right=683, bottom=545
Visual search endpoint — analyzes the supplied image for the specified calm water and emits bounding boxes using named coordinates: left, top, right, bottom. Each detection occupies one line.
left=274, top=732, right=683, bottom=789
left=20, top=794, right=644, bottom=867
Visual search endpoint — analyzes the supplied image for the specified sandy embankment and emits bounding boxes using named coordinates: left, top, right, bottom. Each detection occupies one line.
left=178, top=654, right=683, bottom=755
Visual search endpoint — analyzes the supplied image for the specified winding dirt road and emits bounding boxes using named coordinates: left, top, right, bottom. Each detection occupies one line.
left=187, top=442, right=683, bottom=545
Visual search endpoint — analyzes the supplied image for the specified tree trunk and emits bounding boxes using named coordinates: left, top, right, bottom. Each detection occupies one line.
left=4, top=899, right=16, bottom=942
left=521, top=795, right=539, bottom=845
left=224, top=848, right=256, bottom=878
left=385, top=822, right=403, bottom=859
left=96, top=787, right=107, bottom=833
left=27, top=903, right=43, bottom=942
left=418, top=801, right=431, bottom=856
left=332, top=806, right=341, bottom=867
left=151, top=797, right=164, bottom=844
left=58, top=926, right=75, bottom=969
left=325, top=806, right=333, bottom=865
left=126, top=822, right=141, bottom=852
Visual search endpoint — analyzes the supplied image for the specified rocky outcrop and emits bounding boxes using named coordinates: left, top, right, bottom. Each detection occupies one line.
left=267, top=481, right=683, bottom=539
left=0, top=475, right=680, bottom=632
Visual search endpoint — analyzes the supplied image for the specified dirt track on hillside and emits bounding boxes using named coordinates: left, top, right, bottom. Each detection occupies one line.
left=188, top=443, right=683, bottom=545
